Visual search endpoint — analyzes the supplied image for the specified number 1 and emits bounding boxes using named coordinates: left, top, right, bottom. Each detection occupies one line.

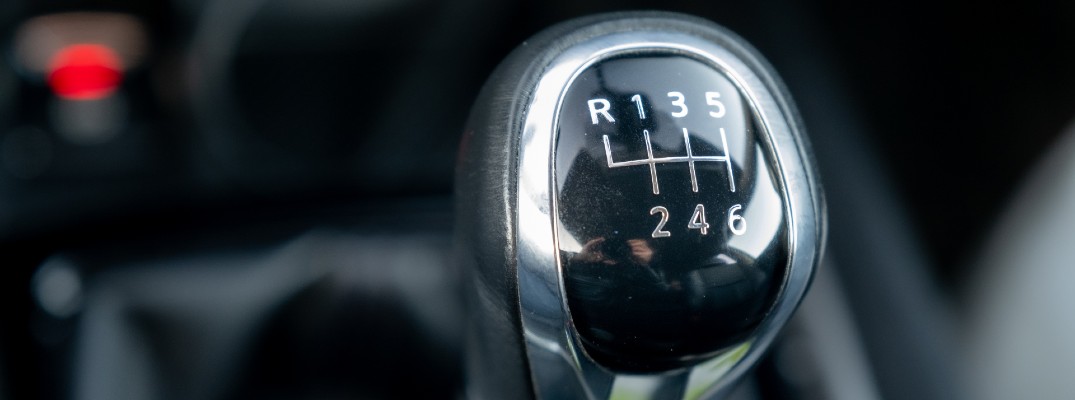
left=630, top=94, right=646, bottom=120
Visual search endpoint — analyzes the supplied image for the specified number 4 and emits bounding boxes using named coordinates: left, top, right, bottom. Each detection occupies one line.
left=688, top=204, right=710, bottom=235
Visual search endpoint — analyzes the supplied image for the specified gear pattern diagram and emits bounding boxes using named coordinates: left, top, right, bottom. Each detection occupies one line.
left=602, top=127, right=735, bottom=195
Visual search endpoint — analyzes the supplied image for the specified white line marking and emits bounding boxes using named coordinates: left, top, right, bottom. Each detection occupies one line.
left=643, top=130, right=659, bottom=194
left=602, top=128, right=735, bottom=194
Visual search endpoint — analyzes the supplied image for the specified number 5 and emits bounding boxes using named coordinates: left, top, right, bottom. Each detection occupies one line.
left=706, top=91, right=726, bottom=118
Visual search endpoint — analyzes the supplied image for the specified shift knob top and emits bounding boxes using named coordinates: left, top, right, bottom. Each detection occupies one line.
left=558, top=53, right=789, bottom=372
left=457, top=11, right=824, bottom=399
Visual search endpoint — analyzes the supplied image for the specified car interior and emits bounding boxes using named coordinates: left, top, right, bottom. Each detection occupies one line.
left=2, top=1, right=1074, bottom=399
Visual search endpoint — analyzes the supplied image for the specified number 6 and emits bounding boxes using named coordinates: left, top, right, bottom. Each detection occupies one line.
left=727, top=204, right=746, bottom=235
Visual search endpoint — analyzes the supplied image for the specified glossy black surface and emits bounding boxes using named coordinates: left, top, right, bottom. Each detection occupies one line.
left=555, top=54, right=790, bottom=371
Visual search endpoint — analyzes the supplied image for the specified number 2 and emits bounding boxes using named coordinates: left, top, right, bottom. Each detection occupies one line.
left=650, top=206, right=671, bottom=238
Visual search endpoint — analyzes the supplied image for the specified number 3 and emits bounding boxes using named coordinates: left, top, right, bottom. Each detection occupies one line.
left=667, top=91, right=688, bottom=117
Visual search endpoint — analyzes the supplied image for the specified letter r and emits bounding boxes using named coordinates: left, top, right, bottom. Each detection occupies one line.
left=587, top=99, right=615, bottom=124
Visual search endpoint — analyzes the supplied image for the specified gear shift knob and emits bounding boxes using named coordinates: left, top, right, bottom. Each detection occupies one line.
left=456, top=12, right=825, bottom=399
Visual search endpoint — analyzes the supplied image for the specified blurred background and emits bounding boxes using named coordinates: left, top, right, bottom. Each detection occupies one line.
left=1, top=0, right=1074, bottom=399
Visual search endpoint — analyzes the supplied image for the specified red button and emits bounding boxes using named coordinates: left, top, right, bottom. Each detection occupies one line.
left=47, top=44, right=123, bottom=100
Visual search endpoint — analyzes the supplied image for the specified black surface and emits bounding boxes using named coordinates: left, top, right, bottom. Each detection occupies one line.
left=556, top=55, right=789, bottom=371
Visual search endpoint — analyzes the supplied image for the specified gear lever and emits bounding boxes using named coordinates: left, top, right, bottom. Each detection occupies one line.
left=456, top=12, right=825, bottom=399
